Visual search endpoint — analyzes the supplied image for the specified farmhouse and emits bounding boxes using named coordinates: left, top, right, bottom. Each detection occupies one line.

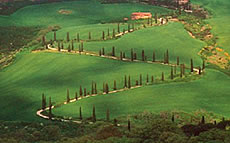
left=131, top=12, right=152, bottom=20
left=175, top=0, right=189, bottom=5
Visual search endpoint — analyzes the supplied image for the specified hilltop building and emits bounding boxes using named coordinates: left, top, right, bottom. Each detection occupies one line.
left=131, top=12, right=152, bottom=20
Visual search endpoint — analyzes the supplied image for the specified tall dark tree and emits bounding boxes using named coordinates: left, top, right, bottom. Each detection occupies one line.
left=48, top=97, right=52, bottom=119
left=79, top=106, right=82, bottom=120
left=140, top=74, right=142, bottom=85
left=54, top=31, right=56, bottom=41
left=113, top=80, right=117, bottom=90
left=128, top=23, right=130, bottom=32
left=124, top=75, right=127, bottom=88
left=132, top=23, right=135, bottom=31
left=202, top=60, right=205, bottom=70
left=112, top=46, right=115, bottom=57
left=198, top=66, right=201, bottom=75
left=162, top=72, right=164, bottom=81
left=102, top=31, right=105, bottom=40
left=114, top=118, right=118, bottom=126
left=123, top=52, right=126, bottom=58
left=45, top=44, right=48, bottom=49
left=102, top=47, right=105, bottom=55
left=134, top=53, right=137, bottom=60
left=128, top=119, right=131, bottom=131
left=150, top=17, right=153, bottom=26
left=201, top=116, right=205, bottom=124
left=128, top=75, right=131, bottom=89
left=172, top=114, right=175, bottom=122
left=42, top=36, right=46, bottom=46
left=147, top=18, right=150, bottom=25
left=171, top=66, right=174, bottom=80
left=123, top=28, right=125, bottom=34
left=42, top=93, right=46, bottom=110
left=191, top=59, right=194, bottom=72
left=103, top=82, right=105, bottom=93
left=99, top=49, right=102, bottom=56
left=94, top=82, right=97, bottom=94
left=61, top=42, right=64, bottom=49
left=136, top=80, right=139, bottom=86
left=67, top=89, right=70, bottom=103
left=68, top=44, right=71, bottom=52
left=154, top=13, right=158, bottom=24
left=151, top=76, right=154, bottom=84
left=58, top=42, right=60, bottom=51
left=84, top=88, right=87, bottom=96
left=166, top=49, right=169, bottom=64
left=131, top=48, right=134, bottom=61
left=79, top=86, right=83, bottom=97
left=77, top=33, right=80, bottom=42
left=75, top=92, right=78, bottom=100
left=120, top=51, right=123, bottom=60
left=146, top=74, right=149, bottom=84
left=152, top=51, right=156, bottom=62
left=88, top=32, right=91, bottom=40
left=180, top=64, right=183, bottom=77
left=105, top=83, right=109, bottom=94
left=142, top=50, right=145, bottom=61
left=117, top=23, right=120, bottom=33
left=106, top=109, right=110, bottom=121
left=71, top=40, right=74, bottom=50
left=91, top=82, right=94, bottom=95
left=92, top=105, right=96, bottom=122
left=107, top=28, right=110, bottom=37
left=81, top=42, right=84, bottom=52
left=67, top=32, right=70, bottom=42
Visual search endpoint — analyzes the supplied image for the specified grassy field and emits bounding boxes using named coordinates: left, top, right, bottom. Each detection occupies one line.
left=191, top=0, right=230, bottom=53
left=53, top=68, right=230, bottom=119
left=0, top=0, right=171, bottom=27
left=53, top=22, right=205, bottom=66
left=0, top=51, right=177, bottom=121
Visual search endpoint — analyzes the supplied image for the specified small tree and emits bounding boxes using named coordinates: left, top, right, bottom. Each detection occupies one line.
left=112, top=46, right=115, bottom=57
left=54, top=31, right=56, bottom=41
left=103, top=82, right=105, bottom=93
left=84, top=88, right=87, bottom=96
left=177, top=56, right=179, bottom=65
left=105, top=83, right=109, bottom=94
left=94, top=82, right=97, bottom=94
left=81, top=42, right=84, bottom=52
left=48, top=97, right=52, bottom=119
left=180, top=64, right=183, bottom=77
left=102, top=47, right=105, bottom=55
left=67, top=32, right=70, bottom=42
left=191, top=59, right=194, bottom=73
left=202, top=60, right=205, bottom=70
left=151, top=76, right=154, bottom=84
left=128, top=24, right=130, bottom=32
left=123, top=28, right=125, bottom=34
left=79, top=86, right=83, bottom=97
left=171, top=66, right=174, bottom=80
left=162, top=72, right=164, bottom=81
left=77, top=33, right=80, bottom=42
left=114, top=118, right=117, bottom=126
left=117, top=23, right=120, bottom=33
left=71, top=40, right=74, bottom=50
left=131, top=49, right=134, bottom=61
left=166, top=49, right=169, bottom=64
left=91, top=82, right=94, bottom=95
left=132, top=23, right=135, bottom=31
left=142, top=50, right=145, bottom=61
left=42, top=93, right=46, bottom=110
left=99, top=49, right=102, bottom=56
left=120, top=51, right=123, bottom=60
left=75, top=92, right=78, bottom=100
left=68, top=44, right=71, bottom=52
left=79, top=106, right=82, bottom=120
left=123, top=52, right=126, bottom=58
left=102, top=31, right=105, bottom=40
left=88, top=32, right=91, bottom=40
left=136, top=80, right=139, bottom=86
left=199, top=66, right=201, bottom=75
left=124, top=75, right=127, bottom=88
left=147, top=18, right=150, bottom=25
left=106, top=109, right=110, bottom=121
left=61, top=42, right=64, bottom=49
left=128, top=119, right=131, bottom=131
left=113, top=80, right=117, bottom=90
left=128, top=75, right=131, bottom=89
left=152, top=51, right=156, bottom=62
left=146, top=74, right=149, bottom=84
left=113, top=28, right=115, bottom=38
left=201, top=116, right=205, bottom=124
left=67, top=89, right=70, bottom=103
left=42, top=36, right=46, bottom=46
left=107, top=28, right=110, bottom=37
left=154, top=13, right=158, bottom=24
left=92, top=105, right=96, bottom=122
left=172, top=114, right=175, bottom=122
left=58, top=42, right=60, bottom=51
left=140, top=74, right=142, bottom=85
left=174, top=66, right=177, bottom=74
left=134, top=53, right=137, bottom=60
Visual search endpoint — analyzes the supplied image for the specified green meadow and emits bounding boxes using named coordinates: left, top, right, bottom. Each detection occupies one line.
left=53, top=69, right=230, bottom=119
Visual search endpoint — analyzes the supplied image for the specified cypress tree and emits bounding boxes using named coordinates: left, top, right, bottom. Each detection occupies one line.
left=146, top=74, right=149, bottom=84
left=171, top=66, right=174, bottom=80
left=79, top=44, right=81, bottom=54
left=112, top=46, right=115, bottom=57
left=117, top=23, right=120, bottom=33
left=124, top=75, right=127, bottom=88
left=58, top=42, right=60, bottom=51
left=123, top=28, right=125, bottom=34
left=182, top=64, right=185, bottom=75
left=128, top=119, right=131, bottom=131
left=42, top=93, right=46, bottom=110
left=162, top=72, right=164, bottom=81
left=163, top=53, right=166, bottom=64
left=172, top=114, right=175, bottom=122
left=113, top=28, right=115, bottom=38
left=150, top=17, right=153, bottom=26
left=152, top=51, right=156, bottom=62
left=91, top=82, right=94, bottom=95
left=166, top=49, right=169, bottom=64
left=54, top=31, right=56, bottom=41
left=147, top=18, right=150, bottom=25
left=151, top=76, right=154, bottom=84
left=68, top=44, right=71, bottom=52
left=61, top=42, right=64, bottom=49
left=94, top=82, right=97, bottom=94
left=45, top=44, right=48, bottom=49
left=106, top=109, right=110, bottom=121
left=106, top=83, right=109, bottom=94
left=102, top=47, right=105, bottom=55
left=71, top=40, right=74, bottom=50
left=103, top=82, right=105, bottom=93
left=128, top=75, right=131, bottom=88
left=67, top=32, right=70, bottom=42
left=99, top=49, right=102, bottom=56
left=113, top=80, right=117, bottom=90
left=79, top=86, right=83, bottom=97
left=120, top=51, right=123, bottom=60
left=180, top=64, right=183, bottom=77
left=161, top=18, right=164, bottom=25
left=107, top=28, right=110, bottom=37
left=131, top=49, right=134, bottom=61
left=154, top=13, right=158, bottom=24
left=77, top=33, right=80, bottom=42
left=114, top=118, right=117, bottom=126
left=177, top=56, right=179, bottom=65
left=136, top=80, right=139, bottom=86
left=199, top=66, right=201, bottom=75
left=191, top=59, right=194, bottom=72
left=84, top=88, right=87, bottom=96
left=134, top=53, right=137, bottom=60
left=75, top=92, right=78, bottom=100
left=92, top=105, right=96, bottom=122
left=81, top=42, right=84, bottom=52
left=79, top=106, right=82, bottom=120
left=102, top=31, right=105, bottom=40
left=142, top=50, right=145, bottom=61
left=201, top=116, right=205, bottom=124
left=140, top=74, right=142, bottom=85
left=132, top=23, right=135, bottom=31
left=214, top=120, right=217, bottom=125
left=123, top=52, right=126, bottom=58
left=89, top=32, right=91, bottom=40
left=128, top=23, right=130, bottom=32
left=48, top=97, right=52, bottom=119
left=42, top=36, right=46, bottom=46
left=67, top=89, right=70, bottom=103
